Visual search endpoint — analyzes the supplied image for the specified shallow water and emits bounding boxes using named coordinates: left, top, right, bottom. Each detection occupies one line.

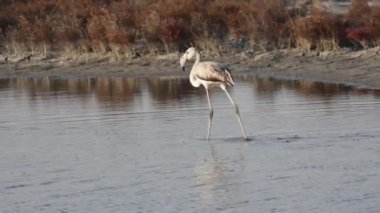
left=1, top=76, right=379, bottom=212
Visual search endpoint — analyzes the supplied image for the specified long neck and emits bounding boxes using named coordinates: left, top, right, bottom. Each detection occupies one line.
left=194, top=51, right=201, bottom=64
left=191, top=51, right=201, bottom=71
left=190, top=50, right=201, bottom=74
left=189, top=51, right=202, bottom=87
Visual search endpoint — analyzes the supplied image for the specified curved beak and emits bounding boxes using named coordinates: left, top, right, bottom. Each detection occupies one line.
left=180, top=55, right=186, bottom=72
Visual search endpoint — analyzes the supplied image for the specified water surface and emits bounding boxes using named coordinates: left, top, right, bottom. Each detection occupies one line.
left=1, top=76, right=379, bottom=212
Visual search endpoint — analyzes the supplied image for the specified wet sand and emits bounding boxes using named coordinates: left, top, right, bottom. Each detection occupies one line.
left=1, top=47, right=380, bottom=88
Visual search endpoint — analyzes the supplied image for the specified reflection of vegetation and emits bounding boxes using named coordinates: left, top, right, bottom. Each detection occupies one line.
left=146, top=77, right=198, bottom=102
left=0, top=77, right=141, bottom=107
left=236, top=75, right=380, bottom=97
left=95, top=78, right=141, bottom=107
left=243, top=76, right=283, bottom=94
left=1, top=76, right=379, bottom=108
left=0, top=77, right=201, bottom=107
left=295, top=80, right=352, bottom=96
left=0, top=79, right=11, bottom=90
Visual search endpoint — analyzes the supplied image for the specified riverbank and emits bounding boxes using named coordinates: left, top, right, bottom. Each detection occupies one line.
left=1, top=47, right=380, bottom=89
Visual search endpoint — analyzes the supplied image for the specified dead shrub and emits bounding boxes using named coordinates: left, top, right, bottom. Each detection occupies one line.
left=2, top=0, right=380, bottom=56
left=87, top=6, right=133, bottom=56
left=344, top=1, right=380, bottom=48
left=347, top=0, right=371, bottom=24
left=206, top=0, right=290, bottom=51
left=137, top=0, right=197, bottom=52
left=292, top=9, right=339, bottom=51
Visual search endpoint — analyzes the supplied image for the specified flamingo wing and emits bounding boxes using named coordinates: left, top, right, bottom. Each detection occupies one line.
left=195, top=62, right=235, bottom=86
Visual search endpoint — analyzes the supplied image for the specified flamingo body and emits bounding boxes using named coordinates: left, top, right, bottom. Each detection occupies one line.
left=180, top=47, right=248, bottom=140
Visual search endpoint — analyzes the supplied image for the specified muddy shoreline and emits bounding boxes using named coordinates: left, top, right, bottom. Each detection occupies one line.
left=1, top=48, right=380, bottom=89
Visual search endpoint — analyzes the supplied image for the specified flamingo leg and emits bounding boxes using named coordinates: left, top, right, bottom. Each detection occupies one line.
left=205, top=86, right=213, bottom=140
left=222, top=87, right=248, bottom=140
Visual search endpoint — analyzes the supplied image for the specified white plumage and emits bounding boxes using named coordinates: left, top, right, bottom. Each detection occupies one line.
left=180, top=47, right=248, bottom=140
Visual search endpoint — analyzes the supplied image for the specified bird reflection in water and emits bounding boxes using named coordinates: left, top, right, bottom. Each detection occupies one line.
left=192, top=141, right=249, bottom=210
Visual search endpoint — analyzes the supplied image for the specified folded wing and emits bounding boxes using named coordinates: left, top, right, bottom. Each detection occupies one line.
left=195, top=62, right=235, bottom=86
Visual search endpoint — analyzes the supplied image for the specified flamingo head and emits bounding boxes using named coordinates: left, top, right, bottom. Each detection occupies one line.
left=180, top=47, right=197, bottom=71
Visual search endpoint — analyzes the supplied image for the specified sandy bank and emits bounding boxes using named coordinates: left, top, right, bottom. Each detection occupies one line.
left=1, top=48, right=380, bottom=89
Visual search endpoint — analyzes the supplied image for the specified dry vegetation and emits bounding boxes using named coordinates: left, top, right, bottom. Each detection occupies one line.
left=1, top=0, right=380, bottom=58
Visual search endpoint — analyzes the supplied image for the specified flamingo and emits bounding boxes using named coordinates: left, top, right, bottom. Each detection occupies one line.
left=180, top=47, right=248, bottom=140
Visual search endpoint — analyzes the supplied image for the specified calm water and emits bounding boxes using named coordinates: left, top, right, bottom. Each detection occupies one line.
left=0, top=76, right=379, bottom=213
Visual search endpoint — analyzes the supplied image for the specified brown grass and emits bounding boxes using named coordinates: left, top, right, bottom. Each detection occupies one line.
left=291, top=9, right=340, bottom=51
left=1, top=0, right=380, bottom=58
